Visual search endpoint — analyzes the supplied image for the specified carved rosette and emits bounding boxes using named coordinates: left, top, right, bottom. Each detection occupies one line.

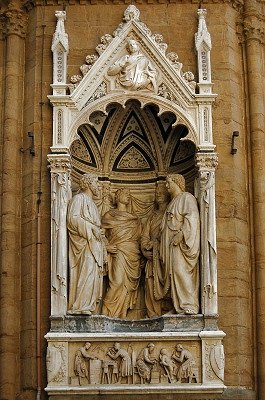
left=4, top=8, right=28, bottom=38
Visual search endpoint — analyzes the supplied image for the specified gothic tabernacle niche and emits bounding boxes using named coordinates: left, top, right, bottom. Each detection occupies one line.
left=46, top=5, right=225, bottom=397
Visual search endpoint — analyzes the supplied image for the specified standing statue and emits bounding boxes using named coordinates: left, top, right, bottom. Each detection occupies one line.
left=107, top=342, right=133, bottom=383
left=172, top=344, right=196, bottom=383
left=67, top=173, right=105, bottom=315
left=160, top=174, right=200, bottom=315
left=102, top=188, right=142, bottom=319
left=136, top=342, right=157, bottom=383
left=141, top=185, right=168, bottom=317
left=108, top=39, right=157, bottom=91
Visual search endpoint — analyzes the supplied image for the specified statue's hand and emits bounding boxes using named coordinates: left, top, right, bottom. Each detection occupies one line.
left=145, top=241, right=153, bottom=250
left=107, top=244, right=117, bottom=254
left=143, top=250, right=153, bottom=260
left=171, top=231, right=183, bottom=246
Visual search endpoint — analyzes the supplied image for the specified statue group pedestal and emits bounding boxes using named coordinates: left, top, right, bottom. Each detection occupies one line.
left=45, top=315, right=225, bottom=399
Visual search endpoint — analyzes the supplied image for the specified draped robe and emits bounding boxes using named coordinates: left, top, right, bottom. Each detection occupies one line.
left=102, top=210, right=141, bottom=318
left=160, top=192, right=200, bottom=314
left=67, top=192, right=104, bottom=314
left=141, top=210, right=164, bottom=317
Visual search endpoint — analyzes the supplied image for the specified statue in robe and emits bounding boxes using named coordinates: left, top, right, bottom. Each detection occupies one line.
left=160, top=174, right=200, bottom=315
left=102, top=188, right=142, bottom=319
left=108, top=39, right=157, bottom=91
left=141, top=185, right=168, bottom=317
left=67, top=173, right=105, bottom=315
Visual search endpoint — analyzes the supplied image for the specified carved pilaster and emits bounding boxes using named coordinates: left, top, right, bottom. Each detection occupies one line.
left=195, top=153, right=218, bottom=316
left=48, top=154, right=72, bottom=316
left=5, top=7, right=28, bottom=38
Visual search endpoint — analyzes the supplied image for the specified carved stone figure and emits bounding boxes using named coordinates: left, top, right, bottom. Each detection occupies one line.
left=107, top=342, right=133, bottom=383
left=141, top=185, right=168, bottom=317
left=74, top=342, right=98, bottom=385
left=102, top=188, right=142, bottom=319
left=136, top=342, right=157, bottom=383
left=67, top=173, right=105, bottom=315
left=108, top=39, right=157, bottom=91
left=172, top=344, right=196, bottom=383
left=159, top=348, right=176, bottom=383
left=160, top=174, right=200, bottom=315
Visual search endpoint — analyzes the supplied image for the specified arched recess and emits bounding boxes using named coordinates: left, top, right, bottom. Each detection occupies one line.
left=70, top=100, right=196, bottom=194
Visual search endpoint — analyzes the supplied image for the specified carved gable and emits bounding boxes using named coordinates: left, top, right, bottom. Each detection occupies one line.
left=68, top=6, right=197, bottom=123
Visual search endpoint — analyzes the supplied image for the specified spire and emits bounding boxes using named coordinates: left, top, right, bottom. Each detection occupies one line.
left=195, top=9, right=212, bottom=94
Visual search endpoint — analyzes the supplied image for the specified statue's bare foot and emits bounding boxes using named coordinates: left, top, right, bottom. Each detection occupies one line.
left=184, top=309, right=196, bottom=315
left=82, top=310, right=92, bottom=315
left=163, top=309, right=175, bottom=315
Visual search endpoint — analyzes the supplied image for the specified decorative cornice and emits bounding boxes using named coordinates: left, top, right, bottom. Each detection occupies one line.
left=22, top=0, right=244, bottom=12
left=4, top=7, right=28, bottom=38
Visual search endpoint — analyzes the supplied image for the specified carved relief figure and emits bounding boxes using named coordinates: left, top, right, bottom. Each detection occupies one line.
left=160, top=174, right=200, bottom=315
left=136, top=342, right=157, bottom=383
left=108, top=39, right=157, bottom=91
left=102, top=188, right=142, bottom=319
left=172, top=344, right=196, bottom=383
left=159, top=348, right=176, bottom=383
left=74, top=342, right=98, bottom=385
left=141, top=185, right=168, bottom=317
left=107, top=342, right=133, bottom=383
left=67, top=173, right=105, bottom=315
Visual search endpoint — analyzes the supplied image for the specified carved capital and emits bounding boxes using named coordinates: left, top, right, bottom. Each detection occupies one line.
left=195, top=152, right=218, bottom=171
left=5, top=7, right=28, bottom=38
left=48, top=153, right=72, bottom=173
left=242, top=13, right=265, bottom=44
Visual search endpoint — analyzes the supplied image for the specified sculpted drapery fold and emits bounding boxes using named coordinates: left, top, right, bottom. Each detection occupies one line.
left=67, top=175, right=105, bottom=315
left=160, top=176, right=200, bottom=315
